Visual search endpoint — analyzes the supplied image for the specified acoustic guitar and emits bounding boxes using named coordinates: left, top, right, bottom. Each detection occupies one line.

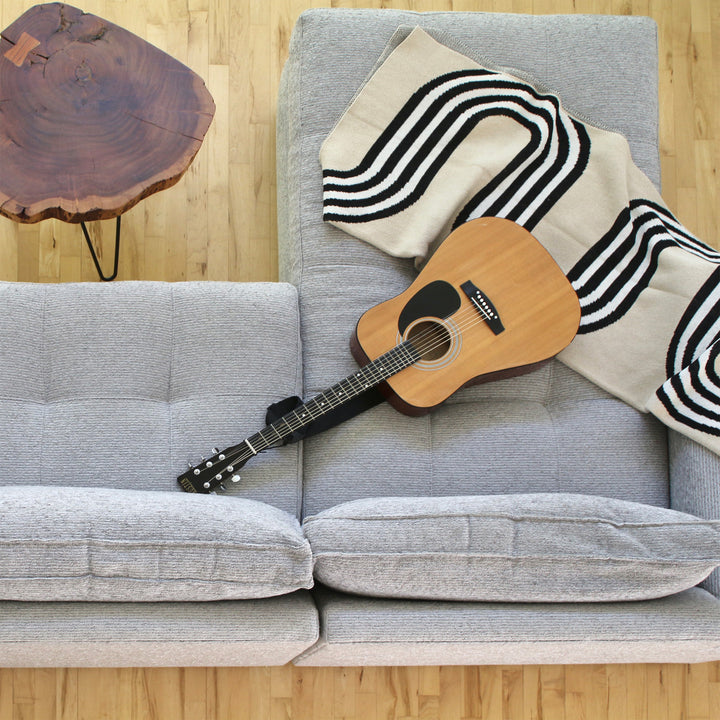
left=178, top=217, right=581, bottom=494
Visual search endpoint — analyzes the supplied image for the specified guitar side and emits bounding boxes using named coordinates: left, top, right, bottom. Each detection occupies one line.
left=352, top=217, right=581, bottom=415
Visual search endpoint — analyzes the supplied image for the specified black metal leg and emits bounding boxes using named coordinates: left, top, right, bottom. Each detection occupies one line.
left=80, top=216, right=121, bottom=282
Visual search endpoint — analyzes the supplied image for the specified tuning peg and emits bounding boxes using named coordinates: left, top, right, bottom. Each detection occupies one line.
left=231, top=475, right=241, bottom=484
left=211, top=447, right=219, bottom=454
left=218, top=483, right=227, bottom=492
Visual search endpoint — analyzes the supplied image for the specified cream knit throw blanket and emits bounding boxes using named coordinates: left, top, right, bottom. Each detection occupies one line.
left=320, top=28, right=720, bottom=456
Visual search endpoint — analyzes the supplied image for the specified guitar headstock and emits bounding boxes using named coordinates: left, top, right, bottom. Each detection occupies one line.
left=177, top=446, right=247, bottom=494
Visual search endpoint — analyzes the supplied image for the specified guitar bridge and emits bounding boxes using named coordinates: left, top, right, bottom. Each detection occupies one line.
left=460, top=281, right=505, bottom=335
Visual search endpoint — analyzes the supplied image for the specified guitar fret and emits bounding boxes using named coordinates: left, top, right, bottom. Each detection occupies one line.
left=244, top=438, right=258, bottom=455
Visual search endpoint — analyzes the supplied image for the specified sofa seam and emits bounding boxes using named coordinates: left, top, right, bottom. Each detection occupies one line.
left=303, top=511, right=708, bottom=527
left=309, top=551, right=719, bottom=564
left=40, top=285, right=48, bottom=487
left=1, top=393, right=287, bottom=405
left=169, top=284, right=176, bottom=484
left=0, top=638, right=320, bottom=645
left=296, top=10, right=308, bottom=522
left=0, top=574, right=313, bottom=585
left=0, top=538, right=312, bottom=550
left=294, top=288, right=304, bottom=521
left=305, top=636, right=720, bottom=646
left=428, top=413, right=435, bottom=497
left=290, top=11, right=306, bottom=291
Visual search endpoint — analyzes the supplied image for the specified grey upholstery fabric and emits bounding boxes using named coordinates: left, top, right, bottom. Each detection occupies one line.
left=0, top=281, right=303, bottom=516
left=0, top=486, right=313, bottom=601
left=0, top=592, right=319, bottom=667
left=276, top=9, right=670, bottom=520
left=294, top=586, right=720, bottom=666
left=670, top=430, right=720, bottom=597
left=298, top=364, right=669, bottom=515
left=303, top=493, right=720, bottom=602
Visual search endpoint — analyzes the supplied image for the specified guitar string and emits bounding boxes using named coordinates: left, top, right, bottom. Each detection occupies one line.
left=189, top=302, right=496, bottom=485
left=192, top=342, right=421, bottom=481
left=190, top=299, right=497, bottom=485
left=191, top=315, right=495, bottom=488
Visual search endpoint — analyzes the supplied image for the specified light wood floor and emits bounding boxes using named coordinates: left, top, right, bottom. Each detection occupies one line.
left=0, top=0, right=719, bottom=718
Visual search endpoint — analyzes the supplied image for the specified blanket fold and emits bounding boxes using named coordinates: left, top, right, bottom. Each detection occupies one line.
left=320, top=27, right=720, bottom=456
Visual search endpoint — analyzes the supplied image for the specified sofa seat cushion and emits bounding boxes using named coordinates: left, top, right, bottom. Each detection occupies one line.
left=0, top=486, right=313, bottom=601
left=303, top=493, right=720, bottom=602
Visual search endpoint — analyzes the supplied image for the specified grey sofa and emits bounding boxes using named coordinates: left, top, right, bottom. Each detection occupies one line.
left=0, top=9, right=719, bottom=668
left=276, top=9, right=720, bottom=666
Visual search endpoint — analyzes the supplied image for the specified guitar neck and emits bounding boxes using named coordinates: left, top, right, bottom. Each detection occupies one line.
left=178, top=339, right=421, bottom=493
left=243, top=339, right=420, bottom=457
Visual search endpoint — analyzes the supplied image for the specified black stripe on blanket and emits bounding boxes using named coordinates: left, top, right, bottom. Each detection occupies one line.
left=322, top=69, right=590, bottom=226
left=666, top=266, right=720, bottom=377
left=653, top=266, right=720, bottom=437
left=655, top=342, right=720, bottom=437
left=323, top=69, right=495, bottom=183
left=567, top=200, right=720, bottom=334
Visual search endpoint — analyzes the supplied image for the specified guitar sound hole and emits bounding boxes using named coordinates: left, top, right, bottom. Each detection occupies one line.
left=406, top=320, right=452, bottom=361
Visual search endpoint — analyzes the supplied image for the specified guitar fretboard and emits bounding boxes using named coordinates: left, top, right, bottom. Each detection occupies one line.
left=238, top=340, right=420, bottom=461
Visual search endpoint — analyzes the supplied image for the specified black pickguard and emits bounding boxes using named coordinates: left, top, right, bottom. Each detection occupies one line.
left=398, top=280, right=461, bottom=335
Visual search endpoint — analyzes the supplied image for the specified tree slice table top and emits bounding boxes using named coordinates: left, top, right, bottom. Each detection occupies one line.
left=0, top=3, right=215, bottom=224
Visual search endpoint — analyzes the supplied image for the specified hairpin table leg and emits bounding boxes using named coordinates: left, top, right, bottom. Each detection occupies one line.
left=80, top=216, right=121, bottom=282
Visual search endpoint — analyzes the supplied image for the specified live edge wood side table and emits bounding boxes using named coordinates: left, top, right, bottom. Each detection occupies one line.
left=0, top=3, right=215, bottom=280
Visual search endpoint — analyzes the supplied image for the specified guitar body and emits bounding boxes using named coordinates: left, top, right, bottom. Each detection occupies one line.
left=352, top=217, right=581, bottom=415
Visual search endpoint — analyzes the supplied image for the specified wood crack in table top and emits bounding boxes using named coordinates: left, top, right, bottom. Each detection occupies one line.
left=125, top=111, right=210, bottom=144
